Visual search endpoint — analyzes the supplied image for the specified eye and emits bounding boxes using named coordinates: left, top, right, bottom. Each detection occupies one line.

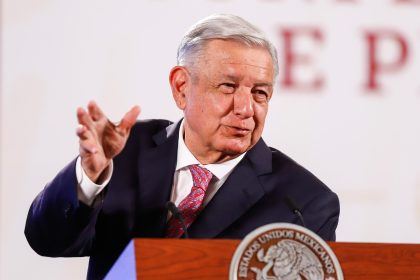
left=219, top=83, right=236, bottom=94
left=252, top=89, right=269, bottom=102
left=254, top=89, right=267, bottom=96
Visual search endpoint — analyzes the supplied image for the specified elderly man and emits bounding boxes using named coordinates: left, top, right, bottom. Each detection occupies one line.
left=25, top=14, right=339, bottom=280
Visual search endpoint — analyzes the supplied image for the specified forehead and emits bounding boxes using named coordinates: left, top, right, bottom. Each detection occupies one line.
left=199, top=39, right=274, bottom=82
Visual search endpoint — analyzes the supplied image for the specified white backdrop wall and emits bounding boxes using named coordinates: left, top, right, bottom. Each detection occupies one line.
left=2, top=0, right=420, bottom=279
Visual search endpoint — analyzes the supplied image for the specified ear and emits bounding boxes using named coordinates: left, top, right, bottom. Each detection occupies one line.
left=169, top=66, right=190, bottom=110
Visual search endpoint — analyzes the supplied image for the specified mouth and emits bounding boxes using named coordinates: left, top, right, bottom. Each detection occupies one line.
left=224, top=125, right=252, bottom=136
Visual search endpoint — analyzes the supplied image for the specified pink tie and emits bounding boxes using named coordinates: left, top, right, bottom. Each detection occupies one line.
left=166, top=165, right=213, bottom=238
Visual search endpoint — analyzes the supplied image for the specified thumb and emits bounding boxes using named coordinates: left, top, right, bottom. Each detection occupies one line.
left=119, top=105, right=141, bottom=132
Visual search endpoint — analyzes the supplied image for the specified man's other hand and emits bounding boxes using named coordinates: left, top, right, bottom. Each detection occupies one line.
left=76, top=101, right=141, bottom=183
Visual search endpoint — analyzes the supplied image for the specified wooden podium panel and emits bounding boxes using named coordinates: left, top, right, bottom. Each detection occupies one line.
left=136, top=239, right=236, bottom=279
left=329, top=242, right=420, bottom=279
left=106, top=238, right=420, bottom=279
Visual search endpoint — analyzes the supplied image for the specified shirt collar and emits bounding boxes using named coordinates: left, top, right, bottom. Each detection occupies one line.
left=175, top=120, right=245, bottom=180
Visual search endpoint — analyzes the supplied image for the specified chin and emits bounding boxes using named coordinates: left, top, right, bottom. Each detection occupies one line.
left=220, top=142, right=251, bottom=156
left=222, top=148, right=246, bottom=156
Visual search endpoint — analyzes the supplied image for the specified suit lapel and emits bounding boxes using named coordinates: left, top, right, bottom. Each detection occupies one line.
left=188, top=139, right=272, bottom=238
left=136, top=121, right=180, bottom=237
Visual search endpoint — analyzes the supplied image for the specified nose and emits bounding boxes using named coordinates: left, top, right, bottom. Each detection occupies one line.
left=233, top=89, right=254, bottom=119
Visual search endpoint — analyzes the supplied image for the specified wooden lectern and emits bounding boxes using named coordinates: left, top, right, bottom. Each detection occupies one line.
left=105, top=238, right=420, bottom=279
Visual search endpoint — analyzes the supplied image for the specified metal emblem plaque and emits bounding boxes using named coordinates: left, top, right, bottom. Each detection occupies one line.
left=230, top=223, right=344, bottom=280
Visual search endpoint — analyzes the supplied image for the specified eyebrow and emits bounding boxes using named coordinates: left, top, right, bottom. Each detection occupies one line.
left=254, top=83, right=272, bottom=88
left=222, top=75, right=273, bottom=88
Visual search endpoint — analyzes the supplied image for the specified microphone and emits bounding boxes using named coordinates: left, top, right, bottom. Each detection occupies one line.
left=285, top=196, right=306, bottom=228
left=165, top=201, right=189, bottom=239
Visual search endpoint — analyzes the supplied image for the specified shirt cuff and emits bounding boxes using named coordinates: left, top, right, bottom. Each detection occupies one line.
left=76, top=156, right=113, bottom=206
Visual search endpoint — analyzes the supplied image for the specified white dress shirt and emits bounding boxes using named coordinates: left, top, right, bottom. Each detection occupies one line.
left=75, top=157, right=113, bottom=206
left=171, top=121, right=244, bottom=207
left=76, top=120, right=245, bottom=207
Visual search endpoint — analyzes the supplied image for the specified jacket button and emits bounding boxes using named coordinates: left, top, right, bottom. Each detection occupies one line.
left=64, top=204, right=73, bottom=219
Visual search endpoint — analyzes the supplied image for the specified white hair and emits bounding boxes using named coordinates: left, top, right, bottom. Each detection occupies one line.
left=177, top=14, right=279, bottom=78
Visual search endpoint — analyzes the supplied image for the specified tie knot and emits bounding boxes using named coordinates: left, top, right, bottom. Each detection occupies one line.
left=188, top=165, right=213, bottom=191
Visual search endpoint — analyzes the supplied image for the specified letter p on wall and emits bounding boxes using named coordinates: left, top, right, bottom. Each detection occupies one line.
left=364, top=29, right=409, bottom=92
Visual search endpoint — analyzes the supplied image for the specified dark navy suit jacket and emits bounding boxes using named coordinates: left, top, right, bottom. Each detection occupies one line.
left=25, top=119, right=339, bottom=280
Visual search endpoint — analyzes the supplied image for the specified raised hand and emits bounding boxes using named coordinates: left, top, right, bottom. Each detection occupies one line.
left=76, top=101, right=141, bottom=183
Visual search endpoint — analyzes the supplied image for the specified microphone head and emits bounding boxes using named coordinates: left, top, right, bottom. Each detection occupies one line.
left=285, top=196, right=306, bottom=227
left=165, top=201, right=175, bottom=210
left=285, top=196, right=301, bottom=212
left=166, top=201, right=182, bottom=217
left=165, top=201, right=189, bottom=239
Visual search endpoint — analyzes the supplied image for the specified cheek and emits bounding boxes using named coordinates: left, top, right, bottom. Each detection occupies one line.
left=184, top=93, right=205, bottom=117
left=250, top=105, right=268, bottom=143
left=203, top=93, right=234, bottom=122
left=253, top=104, right=269, bottom=126
left=186, top=94, right=223, bottom=132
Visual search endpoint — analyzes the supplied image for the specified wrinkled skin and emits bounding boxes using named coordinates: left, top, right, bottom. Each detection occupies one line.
left=170, top=39, right=274, bottom=164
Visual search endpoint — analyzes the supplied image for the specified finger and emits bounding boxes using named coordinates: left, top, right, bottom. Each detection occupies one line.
left=118, top=105, right=141, bottom=133
left=76, top=124, right=88, bottom=140
left=87, top=100, right=106, bottom=122
left=79, top=138, right=98, bottom=154
left=76, top=124, right=97, bottom=141
left=77, top=107, right=96, bottom=131
left=76, top=124, right=98, bottom=153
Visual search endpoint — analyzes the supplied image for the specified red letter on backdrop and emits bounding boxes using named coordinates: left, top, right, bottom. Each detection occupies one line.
left=394, top=0, right=420, bottom=4
left=364, top=30, right=409, bottom=92
left=280, top=27, right=324, bottom=92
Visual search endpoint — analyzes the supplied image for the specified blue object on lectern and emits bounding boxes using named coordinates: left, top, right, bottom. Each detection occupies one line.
left=104, top=240, right=136, bottom=279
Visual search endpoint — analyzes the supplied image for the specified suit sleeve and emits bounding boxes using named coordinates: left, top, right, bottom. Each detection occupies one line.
left=24, top=159, right=104, bottom=257
left=305, top=191, right=340, bottom=241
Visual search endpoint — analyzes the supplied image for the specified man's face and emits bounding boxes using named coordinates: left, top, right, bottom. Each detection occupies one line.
left=171, top=39, right=274, bottom=164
